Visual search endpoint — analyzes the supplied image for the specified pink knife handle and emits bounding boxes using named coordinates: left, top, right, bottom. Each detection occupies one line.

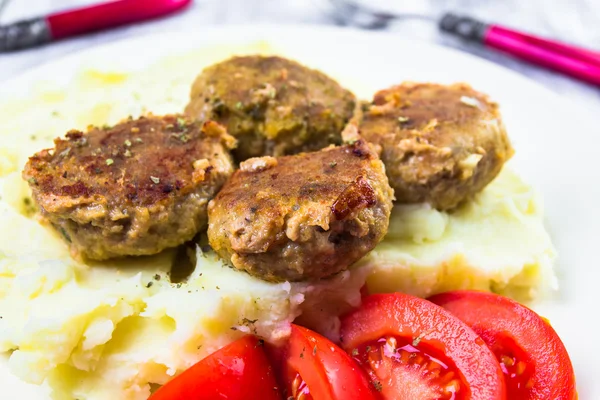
left=47, top=0, right=192, bottom=40
left=484, top=25, right=600, bottom=86
left=487, top=25, right=600, bottom=66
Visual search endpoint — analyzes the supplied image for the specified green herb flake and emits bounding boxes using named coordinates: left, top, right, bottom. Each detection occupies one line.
left=313, top=345, right=317, bottom=356
left=242, top=318, right=258, bottom=325
left=102, top=124, right=111, bottom=130
left=27, top=177, right=38, bottom=185
left=329, top=161, right=337, bottom=168
left=176, top=117, right=187, bottom=130
left=124, top=149, right=132, bottom=157
left=124, top=139, right=132, bottom=147
left=105, top=158, right=114, bottom=166
left=150, top=176, right=160, bottom=184
left=154, top=274, right=161, bottom=281
left=365, top=346, right=372, bottom=352
left=51, top=111, right=60, bottom=117
left=397, top=116, right=410, bottom=123
left=134, top=137, right=143, bottom=143
left=146, top=281, right=153, bottom=288
left=235, top=101, right=244, bottom=110
left=351, top=348, right=359, bottom=356
left=373, top=380, right=383, bottom=392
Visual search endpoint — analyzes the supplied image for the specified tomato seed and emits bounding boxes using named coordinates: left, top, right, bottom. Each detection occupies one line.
left=501, top=355, right=515, bottom=367
left=515, top=361, right=526, bottom=375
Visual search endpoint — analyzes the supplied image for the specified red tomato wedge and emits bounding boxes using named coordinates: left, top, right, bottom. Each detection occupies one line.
left=150, top=335, right=280, bottom=400
left=282, top=324, right=377, bottom=400
left=429, top=290, right=577, bottom=400
left=340, top=293, right=506, bottom=400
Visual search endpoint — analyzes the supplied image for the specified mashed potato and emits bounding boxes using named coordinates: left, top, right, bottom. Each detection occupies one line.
left=0, top=43, right=556, bottom=399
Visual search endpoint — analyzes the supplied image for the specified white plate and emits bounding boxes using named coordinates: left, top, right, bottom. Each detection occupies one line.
left=1, top=24, right=598, bottom=399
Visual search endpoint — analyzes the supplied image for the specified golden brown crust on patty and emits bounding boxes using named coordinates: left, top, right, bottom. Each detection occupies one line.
left=23, top=115, right=236, bottom=260
left=355, top=82, right=514, bottom=210
left=185, top=55, right=356, bottom=161
left=207, top=140, right=394, bottom=282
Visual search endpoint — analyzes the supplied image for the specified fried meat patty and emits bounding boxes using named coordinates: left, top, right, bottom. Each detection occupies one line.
left=185, top=56, right=356, bottom=161
left=207, top=140, right=394, bottom=282
left=355, top=82, right=514, bottom=210
left=23, top=115, right=236, bottom=260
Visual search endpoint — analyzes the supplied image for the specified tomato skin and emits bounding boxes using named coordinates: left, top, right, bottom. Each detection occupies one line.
left=150, top=335, right=280, bottom=400
left=340, top=293, right=506, bottom=400
left=429, top=290, right=577, bottom=400
left=283, top=324, right=378, bottom=400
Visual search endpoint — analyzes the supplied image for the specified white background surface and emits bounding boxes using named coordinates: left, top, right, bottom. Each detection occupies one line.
left=0, top=0, right=599, bottom=115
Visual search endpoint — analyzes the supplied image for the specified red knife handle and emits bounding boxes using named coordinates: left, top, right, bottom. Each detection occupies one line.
left=47, top=0, right=192, bottom=40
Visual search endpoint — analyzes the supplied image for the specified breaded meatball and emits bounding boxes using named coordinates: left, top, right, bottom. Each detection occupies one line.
left=207, top=140, right=394, bottom=282
left=185, top=55, right=356, bottom=161
left=23, top=115, right=236, bottom=260
left=354, top=82, right=513, bottom=210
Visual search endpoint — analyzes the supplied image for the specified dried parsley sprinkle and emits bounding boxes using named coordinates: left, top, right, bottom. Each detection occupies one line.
left=146, top=281, right=153, bottom=288
left=154, top=274, right=161, bottom=281
left=351, top=348, right=359, bottom=356
left=134, top=137, right=143, bottom=143
left=105, top=158, right=114, bottom=166
left=329, top=161, right=337, bottom=168
left=235, top=101, right=243, bottom=110
left=124, top=139, right=132, bottom=147
left=124, top=150, right=132, bottom=157
left=27, top=177, right=37, bottom=185
left=150, top=176, right=160, bottom=184
left=176, top=117, right=187, bottom=130
left=373, top=380, right=383, bottom=392
left=365, top=346, right=372, bottom=352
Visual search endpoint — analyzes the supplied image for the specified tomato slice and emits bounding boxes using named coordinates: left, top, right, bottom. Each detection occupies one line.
left=150, top=335, right=280, bottom=400
left=340, top=293, right=506, bottom=400
left=282, top=324, right=377, bottom=400
left=429, top=290, right=577, bottom=400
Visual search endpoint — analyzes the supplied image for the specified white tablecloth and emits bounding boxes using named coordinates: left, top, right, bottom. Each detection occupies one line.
left=1, top=0, right=599, bottom=113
